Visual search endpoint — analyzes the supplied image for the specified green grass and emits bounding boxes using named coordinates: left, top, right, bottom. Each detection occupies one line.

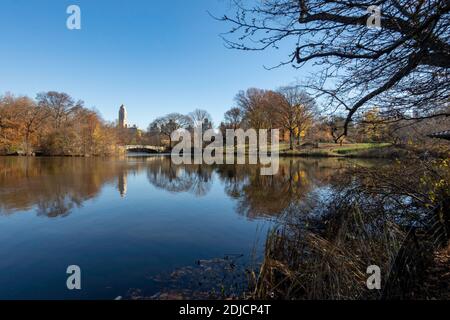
left=220, top=142, right=394, bottom=158
left=278, top=142, right=392, bottom=157
left=334, top=143, right=391, bottom=155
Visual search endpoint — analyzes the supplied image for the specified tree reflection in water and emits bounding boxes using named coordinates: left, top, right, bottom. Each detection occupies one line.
left=0, top=156, right=371, bottom=219
left=145, top=156, right=213, bottom=196
left=0, top=157, right=125, bottom=217
left=216, top=158, right=354, bottom=219
left=5, top=156, right=430, bottom=299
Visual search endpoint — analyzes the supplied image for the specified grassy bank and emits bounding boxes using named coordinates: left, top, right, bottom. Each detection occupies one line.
left=278, top=143, right=394, bottom=158
left=224, top=142, right=404, bottom=158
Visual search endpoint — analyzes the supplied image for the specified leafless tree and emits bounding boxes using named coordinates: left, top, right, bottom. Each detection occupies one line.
left=224, top=107, right=243, bottom=130
left=278, top=86, right=317, bottom=149
left=188, top=108, right=213, bottom=130
left=219, top=0, right=450, bottom=139
left=326, top=116, right=347, bottom=145
left=36, top=91, right=83, bottom=129
left=235, top=88, right=277, bottom=130
left=235, top=88, right=278, bottom=150
left=149, top=113, right=191, bottom=149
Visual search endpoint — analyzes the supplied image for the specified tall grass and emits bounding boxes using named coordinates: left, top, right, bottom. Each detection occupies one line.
left=248, top=158, right=450, bottom=300
left=250, top=204, right=407, bottom=299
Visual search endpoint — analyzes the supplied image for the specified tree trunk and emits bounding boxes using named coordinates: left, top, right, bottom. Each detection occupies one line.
left=25, top=131, right=31, bottom=156
left=256, top=131, right=259, bottom=153
left=289, top=130, right=294, bottom=150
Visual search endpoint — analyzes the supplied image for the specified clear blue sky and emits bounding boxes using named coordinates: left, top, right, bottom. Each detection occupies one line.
left=0, top=0, right=308, bottom=129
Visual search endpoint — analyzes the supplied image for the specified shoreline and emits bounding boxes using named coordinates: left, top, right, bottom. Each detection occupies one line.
left=1, top=144, right=446, bottom=160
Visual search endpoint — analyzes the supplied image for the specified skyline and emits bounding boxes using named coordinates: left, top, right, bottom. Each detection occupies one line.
left=0, top=0, right=310, bottom=129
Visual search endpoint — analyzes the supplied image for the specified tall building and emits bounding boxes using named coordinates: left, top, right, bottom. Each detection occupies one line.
left=119, top=105, right=127, bottom=129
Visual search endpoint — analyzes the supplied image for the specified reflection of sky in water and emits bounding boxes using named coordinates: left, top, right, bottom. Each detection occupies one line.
left=0, top=156, right=373, bottom=299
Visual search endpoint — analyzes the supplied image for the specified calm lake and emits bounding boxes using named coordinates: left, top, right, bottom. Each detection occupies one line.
left=0, top=156, right=386, bottom=299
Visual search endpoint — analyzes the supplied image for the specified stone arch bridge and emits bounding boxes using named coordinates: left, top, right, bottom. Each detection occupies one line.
left=124, top=145, right=166, bottom=153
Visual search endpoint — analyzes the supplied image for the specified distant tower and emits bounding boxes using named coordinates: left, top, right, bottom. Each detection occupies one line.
left=119, top=105, right=127, bottom=129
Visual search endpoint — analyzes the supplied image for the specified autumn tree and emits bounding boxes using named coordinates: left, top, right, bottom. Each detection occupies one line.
left=1, top=91, right=118, bottom=156
left=0, top=94, right=23, bottom=153
left=236, top=88, right=270, bottom=130
left=361, top=108, right=388, bottom=142
left=147, top=122, right=162, bottom=146
left=235, top=88, right=279, bottom=150
left=18, top=97, right=49, bottom=155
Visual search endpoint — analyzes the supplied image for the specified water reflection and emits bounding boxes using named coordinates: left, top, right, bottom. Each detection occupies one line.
left=216, top=159, right=351, bottom=219
left=145, top=157, right=213, bottom=196
left=0, top=156, right=374, bottom=219
left=0, top=158, right=122, bottom=217
left=0, top=155, right=391, bottom=300
left=118, top=168, right=127, bottom=198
